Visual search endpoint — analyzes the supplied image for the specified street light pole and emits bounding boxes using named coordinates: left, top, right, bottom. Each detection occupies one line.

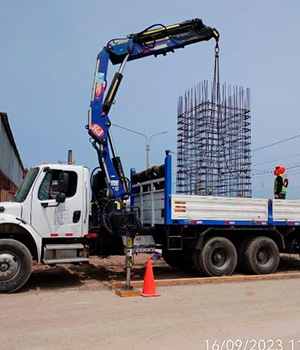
left=147, top=132, right=168, bottom=168
left=113, top=124, right=167, bottom=169
left=146, top=142, right=150, bottom=169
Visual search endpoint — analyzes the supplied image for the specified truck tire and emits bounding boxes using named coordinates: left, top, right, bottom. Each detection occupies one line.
left=244, top=236, right=279, bottom=274
left=192, top=249, right=204, bottom=275
left=162, top=249, right=193, bottom=270
left=0, top=239, right=32, bottom=293
left=194, top=237, right=237, bottom=276
left=237, top=237, right=252, bottom=272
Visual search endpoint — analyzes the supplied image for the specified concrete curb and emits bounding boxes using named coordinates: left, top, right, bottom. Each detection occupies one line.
left=110, top=272, right=300, bottom=289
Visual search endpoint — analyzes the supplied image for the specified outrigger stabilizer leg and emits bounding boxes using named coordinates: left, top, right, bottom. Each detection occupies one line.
left=115, top=228, right=140, bottom=297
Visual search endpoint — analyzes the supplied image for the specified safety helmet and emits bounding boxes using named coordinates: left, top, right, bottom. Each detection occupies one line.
left=274, top=165, right=285, bottom=176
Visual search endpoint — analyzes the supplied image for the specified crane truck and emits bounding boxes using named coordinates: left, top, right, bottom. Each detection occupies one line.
left=1, top=18, right=300, bottom=294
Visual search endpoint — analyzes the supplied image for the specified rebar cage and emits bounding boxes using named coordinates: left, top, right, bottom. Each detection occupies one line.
left=177, top=81, right=251, bottom=197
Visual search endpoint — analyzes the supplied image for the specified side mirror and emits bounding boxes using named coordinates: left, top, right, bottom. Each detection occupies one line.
left=56, top=192, right=66, bottom=203
left=58, top=172, right=69, bottom=194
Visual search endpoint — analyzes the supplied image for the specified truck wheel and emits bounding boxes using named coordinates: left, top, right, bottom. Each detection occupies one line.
left=162, top=249, right=193, bottom=270
left=195, top=237, right=237, bottom=276
left=0, top=239, right=32, bottom=293
left=237, top=237, right=252, bottom=272
left=192, top=249, right=204, bottom=274
left=244, top=236, right=279, bottom=274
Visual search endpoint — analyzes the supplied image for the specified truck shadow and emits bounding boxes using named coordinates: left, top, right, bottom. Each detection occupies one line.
left=22, top=254, right=300, bottom=293
left=23, top=256, right=196, bottom=293
left=277, top=254, right=300, bottom=271
left=23, top=265, right=87, bottom=292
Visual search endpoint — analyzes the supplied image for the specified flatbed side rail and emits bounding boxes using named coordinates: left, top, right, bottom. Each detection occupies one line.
left=132, top=179, right=164, bottom=227
left=133, top=153, right=300, bottom=228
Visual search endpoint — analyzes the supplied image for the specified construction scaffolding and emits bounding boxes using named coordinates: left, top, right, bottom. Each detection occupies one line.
left=177, top=81, right=251, bottom=197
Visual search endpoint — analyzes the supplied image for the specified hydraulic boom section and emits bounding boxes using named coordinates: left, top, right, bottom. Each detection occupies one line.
left=88, top=18, right=219, bottom=201
left=108, top=18, right=219, bottom=64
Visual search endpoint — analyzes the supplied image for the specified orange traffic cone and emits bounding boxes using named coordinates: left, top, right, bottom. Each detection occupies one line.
left=141, top=257, right=160, bottom=297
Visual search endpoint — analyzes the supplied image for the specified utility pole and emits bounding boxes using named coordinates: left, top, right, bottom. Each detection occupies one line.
left=113, top=124, right=167, bottom=169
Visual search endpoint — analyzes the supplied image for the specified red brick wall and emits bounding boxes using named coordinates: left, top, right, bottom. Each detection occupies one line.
left=0, top=170, right=18, bottom=202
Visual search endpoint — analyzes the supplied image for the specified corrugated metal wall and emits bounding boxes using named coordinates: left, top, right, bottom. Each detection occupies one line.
left=0, top=118, right=24, bottom=186
left=0, top=114, right=25, bottom=202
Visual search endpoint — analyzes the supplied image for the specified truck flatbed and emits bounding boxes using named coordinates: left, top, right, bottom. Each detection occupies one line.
left=132, top=153, right=300, bottom=228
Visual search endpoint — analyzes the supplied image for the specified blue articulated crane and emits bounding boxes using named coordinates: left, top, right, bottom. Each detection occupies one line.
left=87, top=19, right=219, bottom=265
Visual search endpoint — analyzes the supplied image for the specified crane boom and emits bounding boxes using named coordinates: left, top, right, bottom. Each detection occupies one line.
left=108, top=18, right=219, bottom=64
left=88, top=18, right=219, bottom=200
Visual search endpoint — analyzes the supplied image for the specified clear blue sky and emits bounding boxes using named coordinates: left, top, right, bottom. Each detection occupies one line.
left=1, top=0, right=300, bottom=198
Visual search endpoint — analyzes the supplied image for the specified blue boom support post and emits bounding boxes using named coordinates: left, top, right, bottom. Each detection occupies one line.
left=164, top=151, right=172, bottom=225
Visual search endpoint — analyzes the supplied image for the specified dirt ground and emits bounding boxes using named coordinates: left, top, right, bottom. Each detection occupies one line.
left=20, top=253, right=300, bottom=293
left=1, top=272, right=300, bottom=349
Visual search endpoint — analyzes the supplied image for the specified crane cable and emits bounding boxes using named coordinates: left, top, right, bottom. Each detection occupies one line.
left=211, top=40, right=220, bottom=113
left=211, top=40, right=224, bottom=190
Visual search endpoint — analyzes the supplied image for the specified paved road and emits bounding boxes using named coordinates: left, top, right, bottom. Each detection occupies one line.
left=1, top=279, right=300, bottom=350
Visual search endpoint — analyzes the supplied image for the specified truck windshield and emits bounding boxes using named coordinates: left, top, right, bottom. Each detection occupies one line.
left=12, top=168, right=39, bottom=203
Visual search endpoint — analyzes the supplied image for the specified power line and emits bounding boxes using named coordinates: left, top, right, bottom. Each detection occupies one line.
left=253, top=161, right=300, bottom=174
left=252, top=163, right=300, bottom=177
left=253, top=152, right=300, bottom=167
left=252, top=133, right=300, bottom=153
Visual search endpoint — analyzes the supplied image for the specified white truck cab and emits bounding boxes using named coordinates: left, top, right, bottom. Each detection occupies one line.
left=0, top=164, right=90, bottom=293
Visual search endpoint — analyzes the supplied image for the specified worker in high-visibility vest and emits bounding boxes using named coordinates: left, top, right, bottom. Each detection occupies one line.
left=274, top=165, right=288, bottom=199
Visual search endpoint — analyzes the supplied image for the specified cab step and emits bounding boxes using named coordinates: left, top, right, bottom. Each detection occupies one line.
left=43, top=243, right=89, bottom=264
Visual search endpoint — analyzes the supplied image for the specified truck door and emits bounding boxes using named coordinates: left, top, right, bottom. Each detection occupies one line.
left=31, top=168, right=84, bottom=238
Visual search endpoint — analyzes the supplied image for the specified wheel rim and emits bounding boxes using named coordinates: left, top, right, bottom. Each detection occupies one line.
left=211, top=248, right=226, bottom=267
left=256, top=247, right=271, bottom=265
left=0, top=252, right=20, bottom=281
